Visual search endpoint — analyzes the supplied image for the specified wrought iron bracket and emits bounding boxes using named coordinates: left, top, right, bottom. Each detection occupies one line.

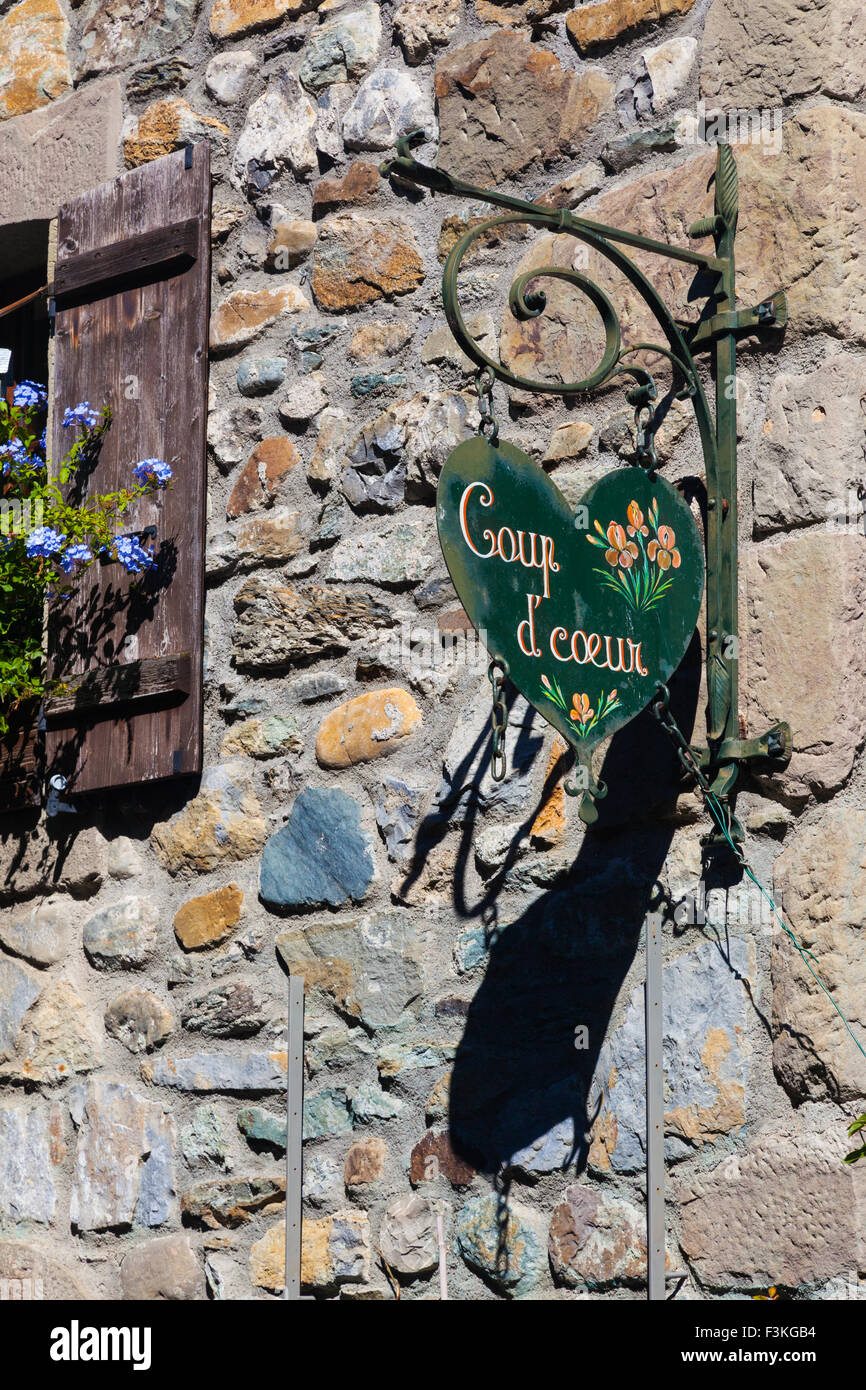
left=381, top=132, right=791, bottom=844
left=695, top=721, right=793, bottom=768
left=686, top=291, right=788, bottom=353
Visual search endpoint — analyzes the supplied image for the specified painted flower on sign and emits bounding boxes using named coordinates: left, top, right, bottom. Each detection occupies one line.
left=647, top=524, right=680, bottom=570
left=626, top=500, right=649, bottom=538
left=570, top=691, right=593, bottom=726
left=600, top=521, right=639, bottom=570
left=587, top=496, right=680, bottom=612
left=542, top=672, right=621, bottom=740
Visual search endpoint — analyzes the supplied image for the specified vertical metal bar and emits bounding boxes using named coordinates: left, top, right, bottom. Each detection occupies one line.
left=284, top=974, right=304, bottom=1301
left=645, top=911, right=664, bottom=1301
left=436, top=1208, right=448, bottom=1301
left=706, top=144, right=739, bottom=751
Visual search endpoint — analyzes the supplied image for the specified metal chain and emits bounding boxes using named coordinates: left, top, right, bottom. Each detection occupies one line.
left=634, top=404, right=659, bottom=473
left=651, top=683, right=743, bottom=858
left=488, top=658, right=509, bottom=782
left=475, top=366, right=499, bottom=445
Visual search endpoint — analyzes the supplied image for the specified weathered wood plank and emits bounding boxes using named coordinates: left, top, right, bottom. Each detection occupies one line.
left=46, top=145, right=210, bottom=794
left=53, top=217, right=199, bottom=302
left=43, top=652, right=192, bottom=722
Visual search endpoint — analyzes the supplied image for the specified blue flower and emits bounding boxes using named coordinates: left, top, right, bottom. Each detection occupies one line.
left=62, top=401, right=100, bottom=431
left=13, top=381, right=47, bottom=410
left=0, top=439, right=29, bottom=475
left=25, top=526, right=65, bottom=558
left=133, top=458, right=173, bottom=488
left=114, top=535, right=154, bottom=574
left=59, top=541, right=92, bottom=573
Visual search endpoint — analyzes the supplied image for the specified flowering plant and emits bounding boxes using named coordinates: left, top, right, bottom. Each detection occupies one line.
left=0, top=381, right=172, bottom=732
left=587, top=498, right=681, bottom=612
left=540, top=671, right=621, bottom=740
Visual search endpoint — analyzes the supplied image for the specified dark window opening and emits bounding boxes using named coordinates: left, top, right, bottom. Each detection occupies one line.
left=0, top=219, right=51, bottom=399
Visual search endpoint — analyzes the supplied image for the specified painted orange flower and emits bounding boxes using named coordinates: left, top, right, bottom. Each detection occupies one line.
left=647, top=524, right=681, bottom=570
left=570, top=692, right=594, bottom=725
left=626, top=501, right=648, bottom=538
left=603, top=521, right=639, bottom=569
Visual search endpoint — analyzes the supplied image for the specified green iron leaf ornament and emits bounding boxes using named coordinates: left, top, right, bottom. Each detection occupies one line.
left=437, top=438, right=704, bottom=813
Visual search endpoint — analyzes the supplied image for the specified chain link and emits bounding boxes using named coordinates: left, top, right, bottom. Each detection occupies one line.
left=634, top=404, right=659, bottom=473
left=488, top=658, right=509, bottom=782
left=475, top=366, right=499, bottom=445
left=651, top=683, right=743, bottom=859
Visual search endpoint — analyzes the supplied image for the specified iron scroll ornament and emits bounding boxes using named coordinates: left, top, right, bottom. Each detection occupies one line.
left=380, top=132, right=792, bottom=845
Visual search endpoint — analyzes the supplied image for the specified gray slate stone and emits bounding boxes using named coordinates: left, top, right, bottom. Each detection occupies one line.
left=276, top=913, right=422, bottom=1030
left=304, top=1088, right=353, bottom=1140
left=375, top=775, right=430, bottom=862
left=303, top=1153, right=340, bottom=1206
left=0, top=898, right=68, bottom=966
left=260, top=788, right=375, bottom=910
left=379, top=1194, right=438, bottom=1276
left=0, top=1102, right=57, bottom=1225
left=104, top=989, right=174, bottom=1054
left=436, top=684, right=544, bottom=818
left=237, top=356, right=288, bottom=396
left=457, top=1194, right=546, bottom=1298
left=327, top=511, right=432, bottom=586
left=0, top=958, right=40, bottom=1059
left=348, top=1081, right=405, bottom=1123
left=83, top=896, right=159, bottom=971
left=143, top=1051, right=287, bottom=1092
left=70, top=1080, right=175, bottom=1232
left=590, top=938, right=750, bottom=1172
left=288, top=671, right=349, bottom=703
left=299, top=4, right=381, bottom=91
left=342, top=67, right=437, bottom=152
left=180, top=1104, right=231, bottom=1170
left=181, top=981, right=270, bottom=1038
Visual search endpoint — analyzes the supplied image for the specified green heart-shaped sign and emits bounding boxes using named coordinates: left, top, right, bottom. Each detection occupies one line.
left=437, top=436, right=704, bottom=766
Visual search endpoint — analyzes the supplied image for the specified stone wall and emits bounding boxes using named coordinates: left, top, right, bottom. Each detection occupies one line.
left=1, top=0, right=865, bottom=1301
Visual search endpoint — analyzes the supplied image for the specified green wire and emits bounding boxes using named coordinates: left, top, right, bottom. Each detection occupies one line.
left=703, top=791, right=866, bottom=1067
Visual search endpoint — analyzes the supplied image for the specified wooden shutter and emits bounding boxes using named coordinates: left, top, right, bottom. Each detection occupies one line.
left=45, top=145, right=211, bottom=794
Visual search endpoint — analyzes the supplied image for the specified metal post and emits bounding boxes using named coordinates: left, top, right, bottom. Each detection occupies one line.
left=284, top=974, right=304, bottom=1301
left=645, top=911, right=664, bottom=1301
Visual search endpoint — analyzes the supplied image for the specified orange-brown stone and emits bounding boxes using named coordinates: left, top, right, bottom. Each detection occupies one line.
left=123, top=98, right=229, bottom=168
left=227, top=438, right=300, bottom=518
left=266, top=219, right=318, bottom=270
left=0, top=0, right=70, bottom=120
left=173, top=883, right=244, bottom=950
left=530, top=737, right=568, bottom=846
left=566, top=0, right=697, bottom=52
left=210, top=284, right=310, bottom=352
left=316, top=689, right=422, bottom=768
left=312, top=161, right=380, bottom=213
left=409, top=1130, right=476, bottom=1188
left=438, top=607, right=472, bottom=634
left=344, top=1136, right=386, bottom=1186
left=236, top=510, right=306, bottom=564
left=313, top=214, right=424, bottom=312
left=210, top=0, right=312, bottom=37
